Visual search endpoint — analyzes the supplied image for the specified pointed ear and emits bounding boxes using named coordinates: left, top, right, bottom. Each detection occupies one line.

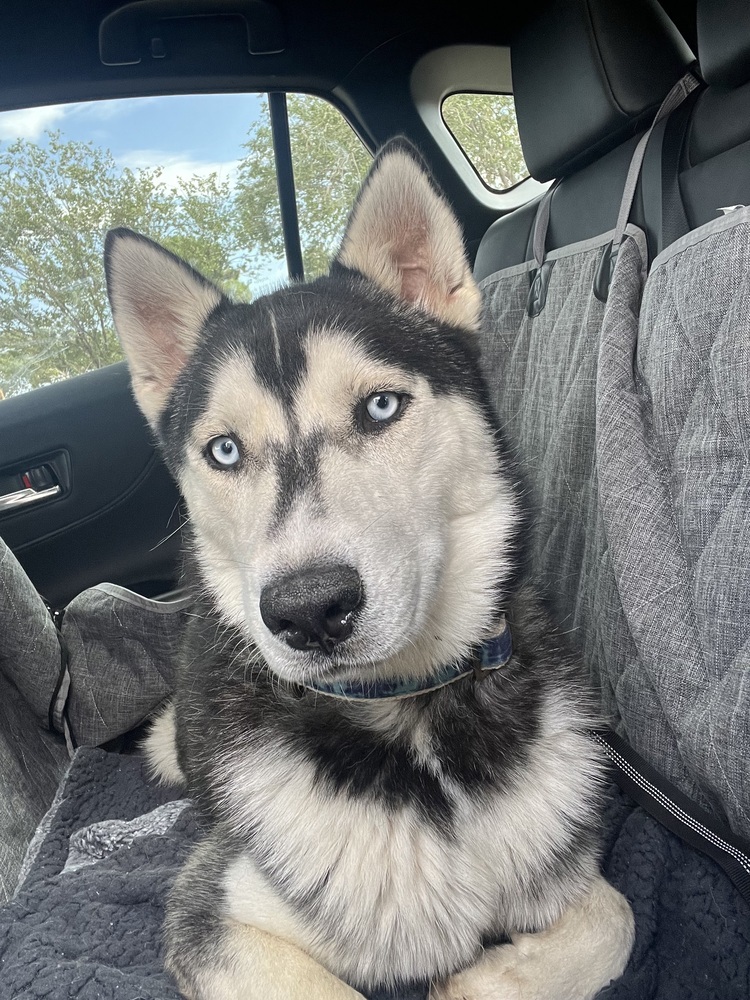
left=335, top=139, right=481, bottom=330
left=104, top=229, right=226, bottom=427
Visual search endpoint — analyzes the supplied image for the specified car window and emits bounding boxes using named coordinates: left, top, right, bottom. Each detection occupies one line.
left=441, top=92, right=527, bottom=192
left=0, top=93, right=370, bottom=398
left=240, top=93, right=371, bottom=281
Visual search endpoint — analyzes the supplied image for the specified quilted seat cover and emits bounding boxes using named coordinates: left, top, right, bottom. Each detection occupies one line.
left=479, top=212, right=750, bottom=839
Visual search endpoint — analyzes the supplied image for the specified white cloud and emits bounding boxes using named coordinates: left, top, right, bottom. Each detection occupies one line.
left=0, top=96, right=160, bottom=142
left=116, top=149, right=240, bottom=189
left=0, top=105, right=69, bottom=140
left=76, top=97, right=157, bottom=121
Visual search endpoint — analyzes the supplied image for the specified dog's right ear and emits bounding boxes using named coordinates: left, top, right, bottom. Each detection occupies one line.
left=104, top=229, right=226, bottom=428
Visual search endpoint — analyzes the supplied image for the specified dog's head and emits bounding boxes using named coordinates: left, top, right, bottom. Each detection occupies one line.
left=105, top=140, right=519, bottom=687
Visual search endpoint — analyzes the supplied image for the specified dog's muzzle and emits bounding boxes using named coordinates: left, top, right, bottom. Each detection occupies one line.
left=259, top=564, right=363, bottom=654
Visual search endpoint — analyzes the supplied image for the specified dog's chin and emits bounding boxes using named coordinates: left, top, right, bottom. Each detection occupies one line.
left=252, top=628, right=407, bottom=688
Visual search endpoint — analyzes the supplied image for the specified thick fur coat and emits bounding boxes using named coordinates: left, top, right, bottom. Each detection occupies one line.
left=105, top=140, right=634, bottom=1000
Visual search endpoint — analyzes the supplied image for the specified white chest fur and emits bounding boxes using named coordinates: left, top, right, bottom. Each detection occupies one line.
left=217, top=701, right=601, bottom=990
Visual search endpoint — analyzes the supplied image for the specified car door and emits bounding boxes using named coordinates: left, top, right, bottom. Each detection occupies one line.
left=0, top=362, right=181, bottom=607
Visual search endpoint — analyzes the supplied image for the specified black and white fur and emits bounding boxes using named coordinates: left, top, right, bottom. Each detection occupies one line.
left=105, top=140, right=634, bottom=1000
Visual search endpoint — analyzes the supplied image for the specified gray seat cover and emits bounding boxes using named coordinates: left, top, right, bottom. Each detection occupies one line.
left=479, top=209, right=750, bottom=839
left=597, top=212, right=750, bottom=837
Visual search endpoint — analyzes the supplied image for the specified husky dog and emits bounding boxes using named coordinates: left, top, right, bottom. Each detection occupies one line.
left=104, top=140, right=634, bottom=1000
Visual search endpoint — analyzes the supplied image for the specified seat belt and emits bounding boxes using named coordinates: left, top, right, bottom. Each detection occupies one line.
left=640, top=84, right=702, bottom=262
left=593, top=69, right=701, bottom=300
left=524, top=178, right=561, bottom=316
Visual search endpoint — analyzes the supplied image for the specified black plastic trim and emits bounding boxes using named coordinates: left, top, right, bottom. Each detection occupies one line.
left=269, top=90, right=304, bottom=282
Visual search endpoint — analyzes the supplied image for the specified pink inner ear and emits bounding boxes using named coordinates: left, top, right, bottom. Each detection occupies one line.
left=135, top=300, right=189, bottom=388
left=399, top=263, right=429, bottom=303
left=394, top=221, right=433, bottom=305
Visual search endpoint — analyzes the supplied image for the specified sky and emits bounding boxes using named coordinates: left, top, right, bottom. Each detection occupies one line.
left=0, top=93, right=266, bottom=187
left=0, top=92, right=288, bottom=291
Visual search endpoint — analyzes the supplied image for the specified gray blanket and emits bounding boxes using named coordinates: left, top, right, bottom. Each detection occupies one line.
left=0, top=748, right=747, bottom=1000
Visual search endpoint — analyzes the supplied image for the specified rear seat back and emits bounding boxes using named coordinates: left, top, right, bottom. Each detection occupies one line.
left=473, top=0, right=691, bottom=698
left=475, top=0, right=750, bottom=840
left=679, top=0, right=750, bottom=228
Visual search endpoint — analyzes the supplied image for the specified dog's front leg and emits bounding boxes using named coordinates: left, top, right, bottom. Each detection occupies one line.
left=429, top=876, right=634, bottom=1000
left=168, top=920, right=365, bottom=1000
left=164, top=833, right=365, bottom=1000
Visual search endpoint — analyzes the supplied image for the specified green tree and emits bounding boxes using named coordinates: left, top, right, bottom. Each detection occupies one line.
left=0, top=133, right=246, bottom=394
left=236, top=94, right=372, bottom=279
left=0, top=135, right=161, bottom=392
left=442, top=94, right=527, bottom=191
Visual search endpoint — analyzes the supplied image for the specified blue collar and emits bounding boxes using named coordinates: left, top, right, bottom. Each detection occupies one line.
left=303, top=619, right=512, bottom=701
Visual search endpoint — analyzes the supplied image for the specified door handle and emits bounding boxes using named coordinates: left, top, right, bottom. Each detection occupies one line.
left=0, top=464, right=62, bottom=512
left=0, top=483, right=61, bottom=511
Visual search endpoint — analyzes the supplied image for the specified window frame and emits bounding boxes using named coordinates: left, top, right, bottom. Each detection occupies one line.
left=411, top=44, right=549, bottom=211
left=440, top=89, right=529, bottom=195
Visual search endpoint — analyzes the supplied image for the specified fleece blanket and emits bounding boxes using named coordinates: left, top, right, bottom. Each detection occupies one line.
left=0, top=749, right=748, bottom=1000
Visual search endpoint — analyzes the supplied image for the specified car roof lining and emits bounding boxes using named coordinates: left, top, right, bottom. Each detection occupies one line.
left=0, top=2, right=697, bottom=111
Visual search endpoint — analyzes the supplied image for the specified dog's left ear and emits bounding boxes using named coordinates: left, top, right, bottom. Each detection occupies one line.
left=335, top=139, right=481, bottom=330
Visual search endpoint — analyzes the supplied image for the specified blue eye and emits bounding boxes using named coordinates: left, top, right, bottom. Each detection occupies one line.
left=207, top=435, right=241, bottom=468
left=364, top=392, right=401, bottom=423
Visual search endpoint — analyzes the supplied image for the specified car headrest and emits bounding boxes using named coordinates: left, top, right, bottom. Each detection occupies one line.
left=697, top=0, right=750, bottom=88
left=511, top=0, right=693, bottom=182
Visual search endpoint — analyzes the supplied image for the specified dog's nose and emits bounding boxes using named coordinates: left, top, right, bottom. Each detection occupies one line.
left=259, top=564, right=363, bottom=654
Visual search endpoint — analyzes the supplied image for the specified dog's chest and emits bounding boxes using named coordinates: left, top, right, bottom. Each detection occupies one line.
left=204, top=690, right=599, bottom=987
left=215, top=725, right=524, bottom=986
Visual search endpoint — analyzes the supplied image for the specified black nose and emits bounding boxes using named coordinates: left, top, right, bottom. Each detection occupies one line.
left=259, top=564, right=363, bottom=654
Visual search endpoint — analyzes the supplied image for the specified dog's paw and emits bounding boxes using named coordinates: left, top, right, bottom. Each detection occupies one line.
left=429, top=937, right=574, bottom=1000
left=430, top=878, right=634, bottom=1000
left=429, top=920, right=629, bottom=1000
left=429, top=942, right=532, bottom=1000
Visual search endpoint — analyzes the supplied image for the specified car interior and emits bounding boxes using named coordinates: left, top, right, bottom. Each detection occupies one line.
left=0, top=0, right=715, bottom=603
left=1, top=0, right=749, bottom=995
